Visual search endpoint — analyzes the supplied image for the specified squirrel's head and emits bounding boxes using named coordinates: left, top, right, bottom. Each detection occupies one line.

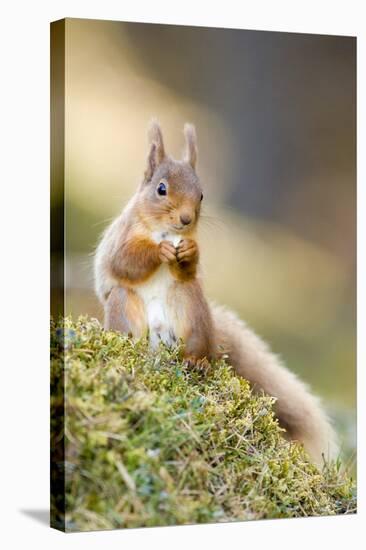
left=135, top=120, right=203, bottom=235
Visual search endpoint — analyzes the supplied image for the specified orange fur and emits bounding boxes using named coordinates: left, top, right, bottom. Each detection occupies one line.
left=110, top=235, right=161, bottom=286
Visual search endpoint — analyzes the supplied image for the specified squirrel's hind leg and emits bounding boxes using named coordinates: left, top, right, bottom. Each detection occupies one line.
left=104, top=287, right=146, bottom=337
left=170, top=283, right=215, bottom=363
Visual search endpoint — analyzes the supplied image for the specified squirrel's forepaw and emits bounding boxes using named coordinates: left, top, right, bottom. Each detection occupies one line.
left=159, top=240, right=177, bottom=264
left=176, top=239, right=198, bottom=263
left=184, top=355, right=210, bottom=371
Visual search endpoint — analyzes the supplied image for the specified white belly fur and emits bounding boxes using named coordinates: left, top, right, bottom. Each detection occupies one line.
left=136, top=231, right=182, bottom=349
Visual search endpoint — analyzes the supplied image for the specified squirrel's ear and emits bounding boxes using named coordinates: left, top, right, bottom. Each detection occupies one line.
left=183, top=123, right=198, bottom=170
left=145, top=119, right=165, bottom=181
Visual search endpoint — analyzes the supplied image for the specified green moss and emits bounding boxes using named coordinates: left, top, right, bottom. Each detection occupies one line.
left=51, top=316, right=356, bottom=532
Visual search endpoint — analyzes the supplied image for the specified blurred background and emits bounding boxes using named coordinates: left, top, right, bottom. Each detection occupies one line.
left=59, top=19, right=356, bottom=466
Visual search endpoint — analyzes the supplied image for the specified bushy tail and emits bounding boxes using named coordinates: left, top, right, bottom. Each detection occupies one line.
left=211, top=304, right=338, bottom=465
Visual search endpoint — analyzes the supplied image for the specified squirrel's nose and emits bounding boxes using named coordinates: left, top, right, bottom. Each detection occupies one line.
left=180, top=214, right=192, bottom=226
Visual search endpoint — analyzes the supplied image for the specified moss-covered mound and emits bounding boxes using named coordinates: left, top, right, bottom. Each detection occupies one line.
left=51, top=317, right=356, bottom=532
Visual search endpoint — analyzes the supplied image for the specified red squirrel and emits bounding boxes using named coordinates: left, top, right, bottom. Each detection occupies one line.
left=94, top=120, right=337, bottom=465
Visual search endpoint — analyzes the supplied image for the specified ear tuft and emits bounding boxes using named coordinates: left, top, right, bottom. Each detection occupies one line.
left=183, top=123, right=198, bottom=170
left=145, top=118, right=165, bottom=181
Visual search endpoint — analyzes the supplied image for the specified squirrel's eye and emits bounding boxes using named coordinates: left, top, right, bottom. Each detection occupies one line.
left=200, top=192, right=203, bottom=201
left=157, top=182, right=167, bottom=196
